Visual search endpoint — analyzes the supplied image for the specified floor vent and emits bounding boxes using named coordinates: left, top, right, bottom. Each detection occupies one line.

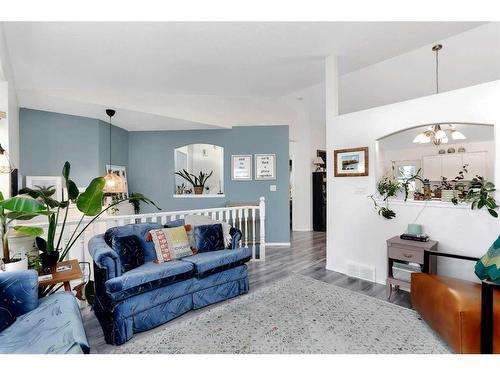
left=346, top=261, right=376, bottom=282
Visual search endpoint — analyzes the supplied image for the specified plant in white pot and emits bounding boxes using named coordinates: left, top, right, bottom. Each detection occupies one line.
left=440, top=164, right=468, bottom=202
left=0, top=192, right=46, bottom=272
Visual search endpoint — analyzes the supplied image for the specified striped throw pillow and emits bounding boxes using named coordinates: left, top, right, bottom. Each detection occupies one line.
left=149, top=226, right=193, bottom=263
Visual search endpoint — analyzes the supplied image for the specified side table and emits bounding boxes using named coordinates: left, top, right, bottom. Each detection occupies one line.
left=38, top=259, right=83, bottom=294
left=386, top=236, right=438, bottom=299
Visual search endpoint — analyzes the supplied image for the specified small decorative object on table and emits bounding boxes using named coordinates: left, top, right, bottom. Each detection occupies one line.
left=447, top=147, right=456, bottom=154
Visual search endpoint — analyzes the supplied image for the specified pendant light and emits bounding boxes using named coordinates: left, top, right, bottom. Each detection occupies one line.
left=0, top=143, right=14, bottom=174
left=103, top=109, right=124, bottom=193
left=412, top=44, right=466, bottom=145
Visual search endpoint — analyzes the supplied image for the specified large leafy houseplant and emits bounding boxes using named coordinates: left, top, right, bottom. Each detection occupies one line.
left=21, top=161, right=161, bottom=296
left=0, top=193, right=47, bottom=271
left=461, top=176, right=498, bottom=218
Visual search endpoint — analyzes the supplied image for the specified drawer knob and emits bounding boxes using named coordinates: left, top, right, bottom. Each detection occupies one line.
left=403, top=253, right=413, bottom=258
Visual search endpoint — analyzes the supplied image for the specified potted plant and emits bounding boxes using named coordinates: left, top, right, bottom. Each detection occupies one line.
left=459, top=175, right=498, bottom=218
left=21, top=161, right=161, bottom=297
left=439, top=165, right=468, bottom=202
left=0, top=192, right=46, bottom=272
left=175, top=169, right=213, bottom=195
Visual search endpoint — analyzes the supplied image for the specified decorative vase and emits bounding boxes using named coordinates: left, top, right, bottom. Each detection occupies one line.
left=40, top=250, right=60, bottom=270
left=193, top=186, right=204, bottom=195
left=441, top=190, right=455, bottom=202
left=2, top=257, right=28, bottom=272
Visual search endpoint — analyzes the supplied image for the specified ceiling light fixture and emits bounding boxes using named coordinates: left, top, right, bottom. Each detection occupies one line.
left=412, top=44, right=467, bottom=146
left=103, top=109, right=124, bottom=193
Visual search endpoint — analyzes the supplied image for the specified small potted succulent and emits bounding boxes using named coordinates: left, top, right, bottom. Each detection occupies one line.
left=175, top=169, right=213, bottom=195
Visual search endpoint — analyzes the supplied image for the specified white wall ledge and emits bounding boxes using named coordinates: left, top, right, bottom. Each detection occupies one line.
left=374, top=198, right=471, bottom=209
left=173, top=194, right=226, bottom=198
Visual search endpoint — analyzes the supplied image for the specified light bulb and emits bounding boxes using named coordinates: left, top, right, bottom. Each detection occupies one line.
left=451, top=130, right=466, bottom=140
left=434, top=129, right=447, bottom=140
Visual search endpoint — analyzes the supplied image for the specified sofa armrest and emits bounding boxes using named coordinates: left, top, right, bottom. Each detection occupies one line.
left=229, top=227, right=242, bottom=249
left=0, top=270, right=39, bottom=317
left=89, top=234, right=122, bottom=280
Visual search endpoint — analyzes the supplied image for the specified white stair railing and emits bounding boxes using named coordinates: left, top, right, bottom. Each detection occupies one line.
left=32, top=197, right=266, bottom=265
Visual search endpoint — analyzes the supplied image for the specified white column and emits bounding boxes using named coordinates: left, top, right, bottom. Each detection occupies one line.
left=325, top=55, right=339, bottom=271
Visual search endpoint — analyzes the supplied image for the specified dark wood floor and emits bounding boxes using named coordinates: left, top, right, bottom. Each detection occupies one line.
left=82, top=231, right=411, bottom=353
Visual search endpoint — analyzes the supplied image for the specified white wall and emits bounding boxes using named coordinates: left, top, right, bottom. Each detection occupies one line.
left=339, top=23, right=500, bottom=114
left=0, top=24, right=19, bottom=197
left=327, top=81, right=500, bottom=285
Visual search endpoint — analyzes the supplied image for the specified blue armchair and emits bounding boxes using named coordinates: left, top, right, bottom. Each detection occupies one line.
left=0, top=270, right=89, bottom=354
left=89, top=222, right=250, bottom=345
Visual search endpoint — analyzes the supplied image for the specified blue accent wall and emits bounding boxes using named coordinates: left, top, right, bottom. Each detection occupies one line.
left=128, top=126, right=290, bottom=243
left=19, top=108, right=290, bottom=243
left=20, top=108, right=129, bottom=186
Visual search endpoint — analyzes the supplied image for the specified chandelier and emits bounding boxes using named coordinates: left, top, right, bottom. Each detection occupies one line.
left=413, top=123, right=466, bottom=145
left=412, top=44, right=467, bottom=146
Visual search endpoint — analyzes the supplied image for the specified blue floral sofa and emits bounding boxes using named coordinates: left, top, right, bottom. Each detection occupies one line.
left=89, top=222, right=251, bottom=345
left=0, top=270, right=90, bottom=354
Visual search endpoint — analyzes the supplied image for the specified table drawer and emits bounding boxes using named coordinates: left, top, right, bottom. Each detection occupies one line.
left=388, top=246, right=423, bottom=263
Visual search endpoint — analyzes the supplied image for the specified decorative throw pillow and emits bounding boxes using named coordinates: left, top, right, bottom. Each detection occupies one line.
left=184, top=215, right=232, bottom=248
left=149, top=226, right=193, bottom=263
left=475, top=234, right=500, bottom=282
left=0, top=307, right=15, bottom=333
left=111, top=235, right=145, bottom=273
left=193, top=224, right=225, bottom=253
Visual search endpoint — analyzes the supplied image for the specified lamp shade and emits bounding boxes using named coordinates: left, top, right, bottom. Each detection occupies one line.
left=103, top=171, right=124, bottom=193
left=313, top=157, right=325, bottom=165
left=434, top=128, right=447, bottom=140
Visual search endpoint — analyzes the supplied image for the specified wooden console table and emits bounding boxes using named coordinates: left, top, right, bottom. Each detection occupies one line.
left=386, top=236, right=438, bottom=299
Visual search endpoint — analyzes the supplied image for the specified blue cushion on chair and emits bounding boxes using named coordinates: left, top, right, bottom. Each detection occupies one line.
left=181, top=248, right=252, bottom=277
left=193, top=224, right=225, bottom=253
left=0, top=307, right=15, bottom=333
left=164, top=219, right=185, bottom=228
left=112, top=235, right=145, bottom=273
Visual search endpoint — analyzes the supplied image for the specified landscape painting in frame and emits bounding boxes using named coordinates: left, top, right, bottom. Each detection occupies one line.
left=333, top=147, right=369, bottom=177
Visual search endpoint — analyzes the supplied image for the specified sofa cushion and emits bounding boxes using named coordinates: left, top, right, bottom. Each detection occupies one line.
left=184, top=215, right=232, bottom=248
left=0, top=292, right=89, bottom=354
left=105, top=260, right=194, bottom=301
left=105, top=223, right=163, bottom=262
left=149, top=226, right=193, bottom=262
left=112, top=235, right=145, bottom=273
left=164, top=218, right=185, bottom=228
left=193, top=224, right=225, bottom=253
left=181, top=247, right=252, bottom=278
left=0, top=307, right=15, bottom=333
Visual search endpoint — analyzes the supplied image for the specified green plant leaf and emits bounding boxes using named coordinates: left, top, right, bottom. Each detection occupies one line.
left=62, top=161, right=71, bottom=181
left=487, top=209, right=498, bottom=218
left=0, top=195, right=46, bottom=212
left=84, top=280, right=95, bottom=305
left=12, top=226, right=44, bottom=236
left=128, top=192, right=162, bottom=211
left=67, top=180, right=79, bottom=201
left=76, top=177, right=105, bottom=216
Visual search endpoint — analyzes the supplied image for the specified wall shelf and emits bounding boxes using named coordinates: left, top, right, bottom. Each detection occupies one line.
left=374, top=198, right=470, bottom=209
left=173, top=194, right=226, bottom=199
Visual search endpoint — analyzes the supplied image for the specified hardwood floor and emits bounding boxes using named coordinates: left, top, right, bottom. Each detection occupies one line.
left=82, top=230, right=411, bottom=353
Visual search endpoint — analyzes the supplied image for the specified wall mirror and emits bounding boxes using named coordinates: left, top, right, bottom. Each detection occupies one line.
left=174, top=144, right=224, bottom=196
left=377, top=123, right=495, bottom=201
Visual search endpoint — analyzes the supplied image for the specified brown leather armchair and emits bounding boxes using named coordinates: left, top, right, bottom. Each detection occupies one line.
left=411, top=251, right=500, bottom=354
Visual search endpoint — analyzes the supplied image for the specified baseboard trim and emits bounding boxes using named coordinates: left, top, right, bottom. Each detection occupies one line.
left=292, top=228, right=313, bottom=232
left=266, top=242, right=291, bottom=247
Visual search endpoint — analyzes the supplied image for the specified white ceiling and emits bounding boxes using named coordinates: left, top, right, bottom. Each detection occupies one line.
left=2, top=22, right=486, bottom=129
left=379, top=123, right=495, bottom=151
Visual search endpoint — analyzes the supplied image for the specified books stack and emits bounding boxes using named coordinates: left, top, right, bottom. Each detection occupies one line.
left=400, top=233, right=429, bottom=242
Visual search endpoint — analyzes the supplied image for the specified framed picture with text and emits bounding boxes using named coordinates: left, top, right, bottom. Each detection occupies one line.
left=333, top=147, right=369, bottom=177
left=255, top=154, right=276, bottom=180
left=232, top=155, right=252, bottom=181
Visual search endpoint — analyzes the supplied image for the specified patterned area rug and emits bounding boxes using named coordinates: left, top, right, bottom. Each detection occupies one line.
left=112, top=274, right=450, bottom=354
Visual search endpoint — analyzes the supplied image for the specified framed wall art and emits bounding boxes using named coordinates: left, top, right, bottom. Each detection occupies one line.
left=231, top=155, right=252, bottom=181
left=333, top=147, right=369, bottom=177
left=255, top=154, right=276, bottom=180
